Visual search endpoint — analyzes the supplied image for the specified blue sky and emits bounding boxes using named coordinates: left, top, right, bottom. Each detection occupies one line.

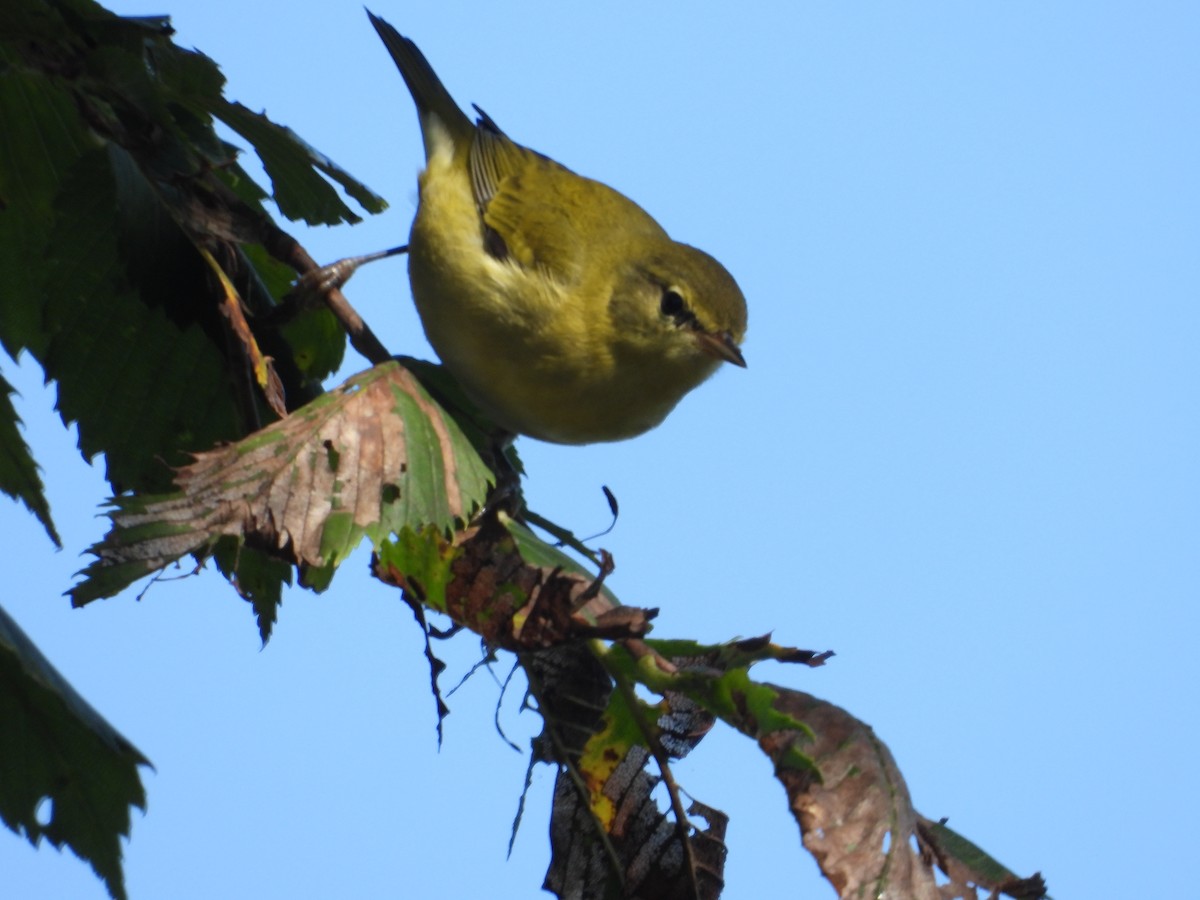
left=4, top=2, right=1198, bottom=897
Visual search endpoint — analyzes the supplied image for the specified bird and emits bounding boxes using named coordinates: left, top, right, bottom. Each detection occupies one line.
left=368, top=11, right=747, bottom=445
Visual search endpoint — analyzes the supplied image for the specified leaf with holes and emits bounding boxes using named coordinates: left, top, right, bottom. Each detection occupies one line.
left=70, top=360, right=492, bottom=609
left=536, top=651, right=725, bottom=900
left=755, top=689, right=977, bottom=900
left=596, top=639, right=1044, bottom=900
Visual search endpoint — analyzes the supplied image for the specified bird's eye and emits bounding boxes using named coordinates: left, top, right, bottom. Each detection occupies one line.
left=660, top=288, right=686, bottom=318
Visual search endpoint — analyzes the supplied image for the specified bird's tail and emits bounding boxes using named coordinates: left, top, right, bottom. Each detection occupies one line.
left=367, top=10, right=474, bottom=159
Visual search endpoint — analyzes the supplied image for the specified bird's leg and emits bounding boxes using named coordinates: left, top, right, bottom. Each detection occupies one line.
left=263, top=245, right=408, bottom=366
left=291, top=245, right=409, bottom=298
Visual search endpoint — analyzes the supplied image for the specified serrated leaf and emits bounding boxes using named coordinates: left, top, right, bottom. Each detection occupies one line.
left=71, top=360, right=492, bottom=606
left=392, top=356, right=506, bottom=463
left=602, top=638, right=829, bottom=751
left=149, top=28, right=227, bottom=105
left=0, top=55, right=92, bottom=357
left=2, top=3, right=358, bottom=504
left=0, top=374, right=59, bottom=546
left=212, top=538, right=293, bottom=644
left=286, top=123, right=388, bottom=216
left=700, top=667, right=816, bottom=742
left=0, top=603, right=150, bottom=900
left=42, top=146, right=245, bottom=492
left=212, top=99, right=384, bottom=225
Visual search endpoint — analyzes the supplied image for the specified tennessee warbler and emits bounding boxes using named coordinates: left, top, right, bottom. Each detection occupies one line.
left=369, top=12, right=747, bottom=444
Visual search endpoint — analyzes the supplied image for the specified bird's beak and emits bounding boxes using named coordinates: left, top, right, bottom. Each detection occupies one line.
left=696, top=330, right=747, bottom=368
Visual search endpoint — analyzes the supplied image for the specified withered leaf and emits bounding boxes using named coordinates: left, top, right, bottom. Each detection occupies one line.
left=376, top=517, right=1044, bottom=900
left=532, top=646, right=724, bottom=900
left=71, top=360, right=491, bottom=605
left=375, top=515, right=651, bottom=650
left=754, top=688, right=939, bottom=898
left=757, top=688, right=989, bottom=900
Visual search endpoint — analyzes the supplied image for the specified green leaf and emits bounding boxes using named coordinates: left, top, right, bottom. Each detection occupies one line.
left=1, top=0, right=360, bottom=504
left=42, top=146, right=245, bottom=492
left=290, top=125, right=388, bottom=216
left=212, top=539, right=294, bottom=644
left=0, top=56, right=92, bottom=357
left=212, top=99, right=386, bottom=225
left=701, top=667, right=815, bottom=741
left=0, top=603, right=150, bottom=900
left=0, top=374, right=60, bottom=546
left=601, top=641, right=819, bottom=770
left=375, top=525, right=458, bottom=613
left=244, top=246, right=346, bottom=387
left=287, top=317, right=334, bottom=386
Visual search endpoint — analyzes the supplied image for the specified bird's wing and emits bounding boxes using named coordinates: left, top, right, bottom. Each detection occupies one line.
left=468, top=119, right=589, bottom=282
left=468, top=112, right=667, bottom=285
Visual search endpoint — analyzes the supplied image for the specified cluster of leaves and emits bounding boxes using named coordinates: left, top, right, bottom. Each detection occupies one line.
left=0, top=2, right=1049, bottom=899
left=0, top=0, right=386, bottom=894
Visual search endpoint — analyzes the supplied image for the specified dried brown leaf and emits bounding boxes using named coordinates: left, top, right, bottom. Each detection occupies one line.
left=374, top=514, right=653, bottom=651
left=759, top=688, right=942, bottom=900
left=172, top=361, right=481, bottom=564
left=524, top=639, right=724, bottom=899
left=73, top=360, right=491, bottom=606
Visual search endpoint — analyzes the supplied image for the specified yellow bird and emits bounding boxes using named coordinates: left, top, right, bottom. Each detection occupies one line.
left=368, top=12, right=747, bottom=444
